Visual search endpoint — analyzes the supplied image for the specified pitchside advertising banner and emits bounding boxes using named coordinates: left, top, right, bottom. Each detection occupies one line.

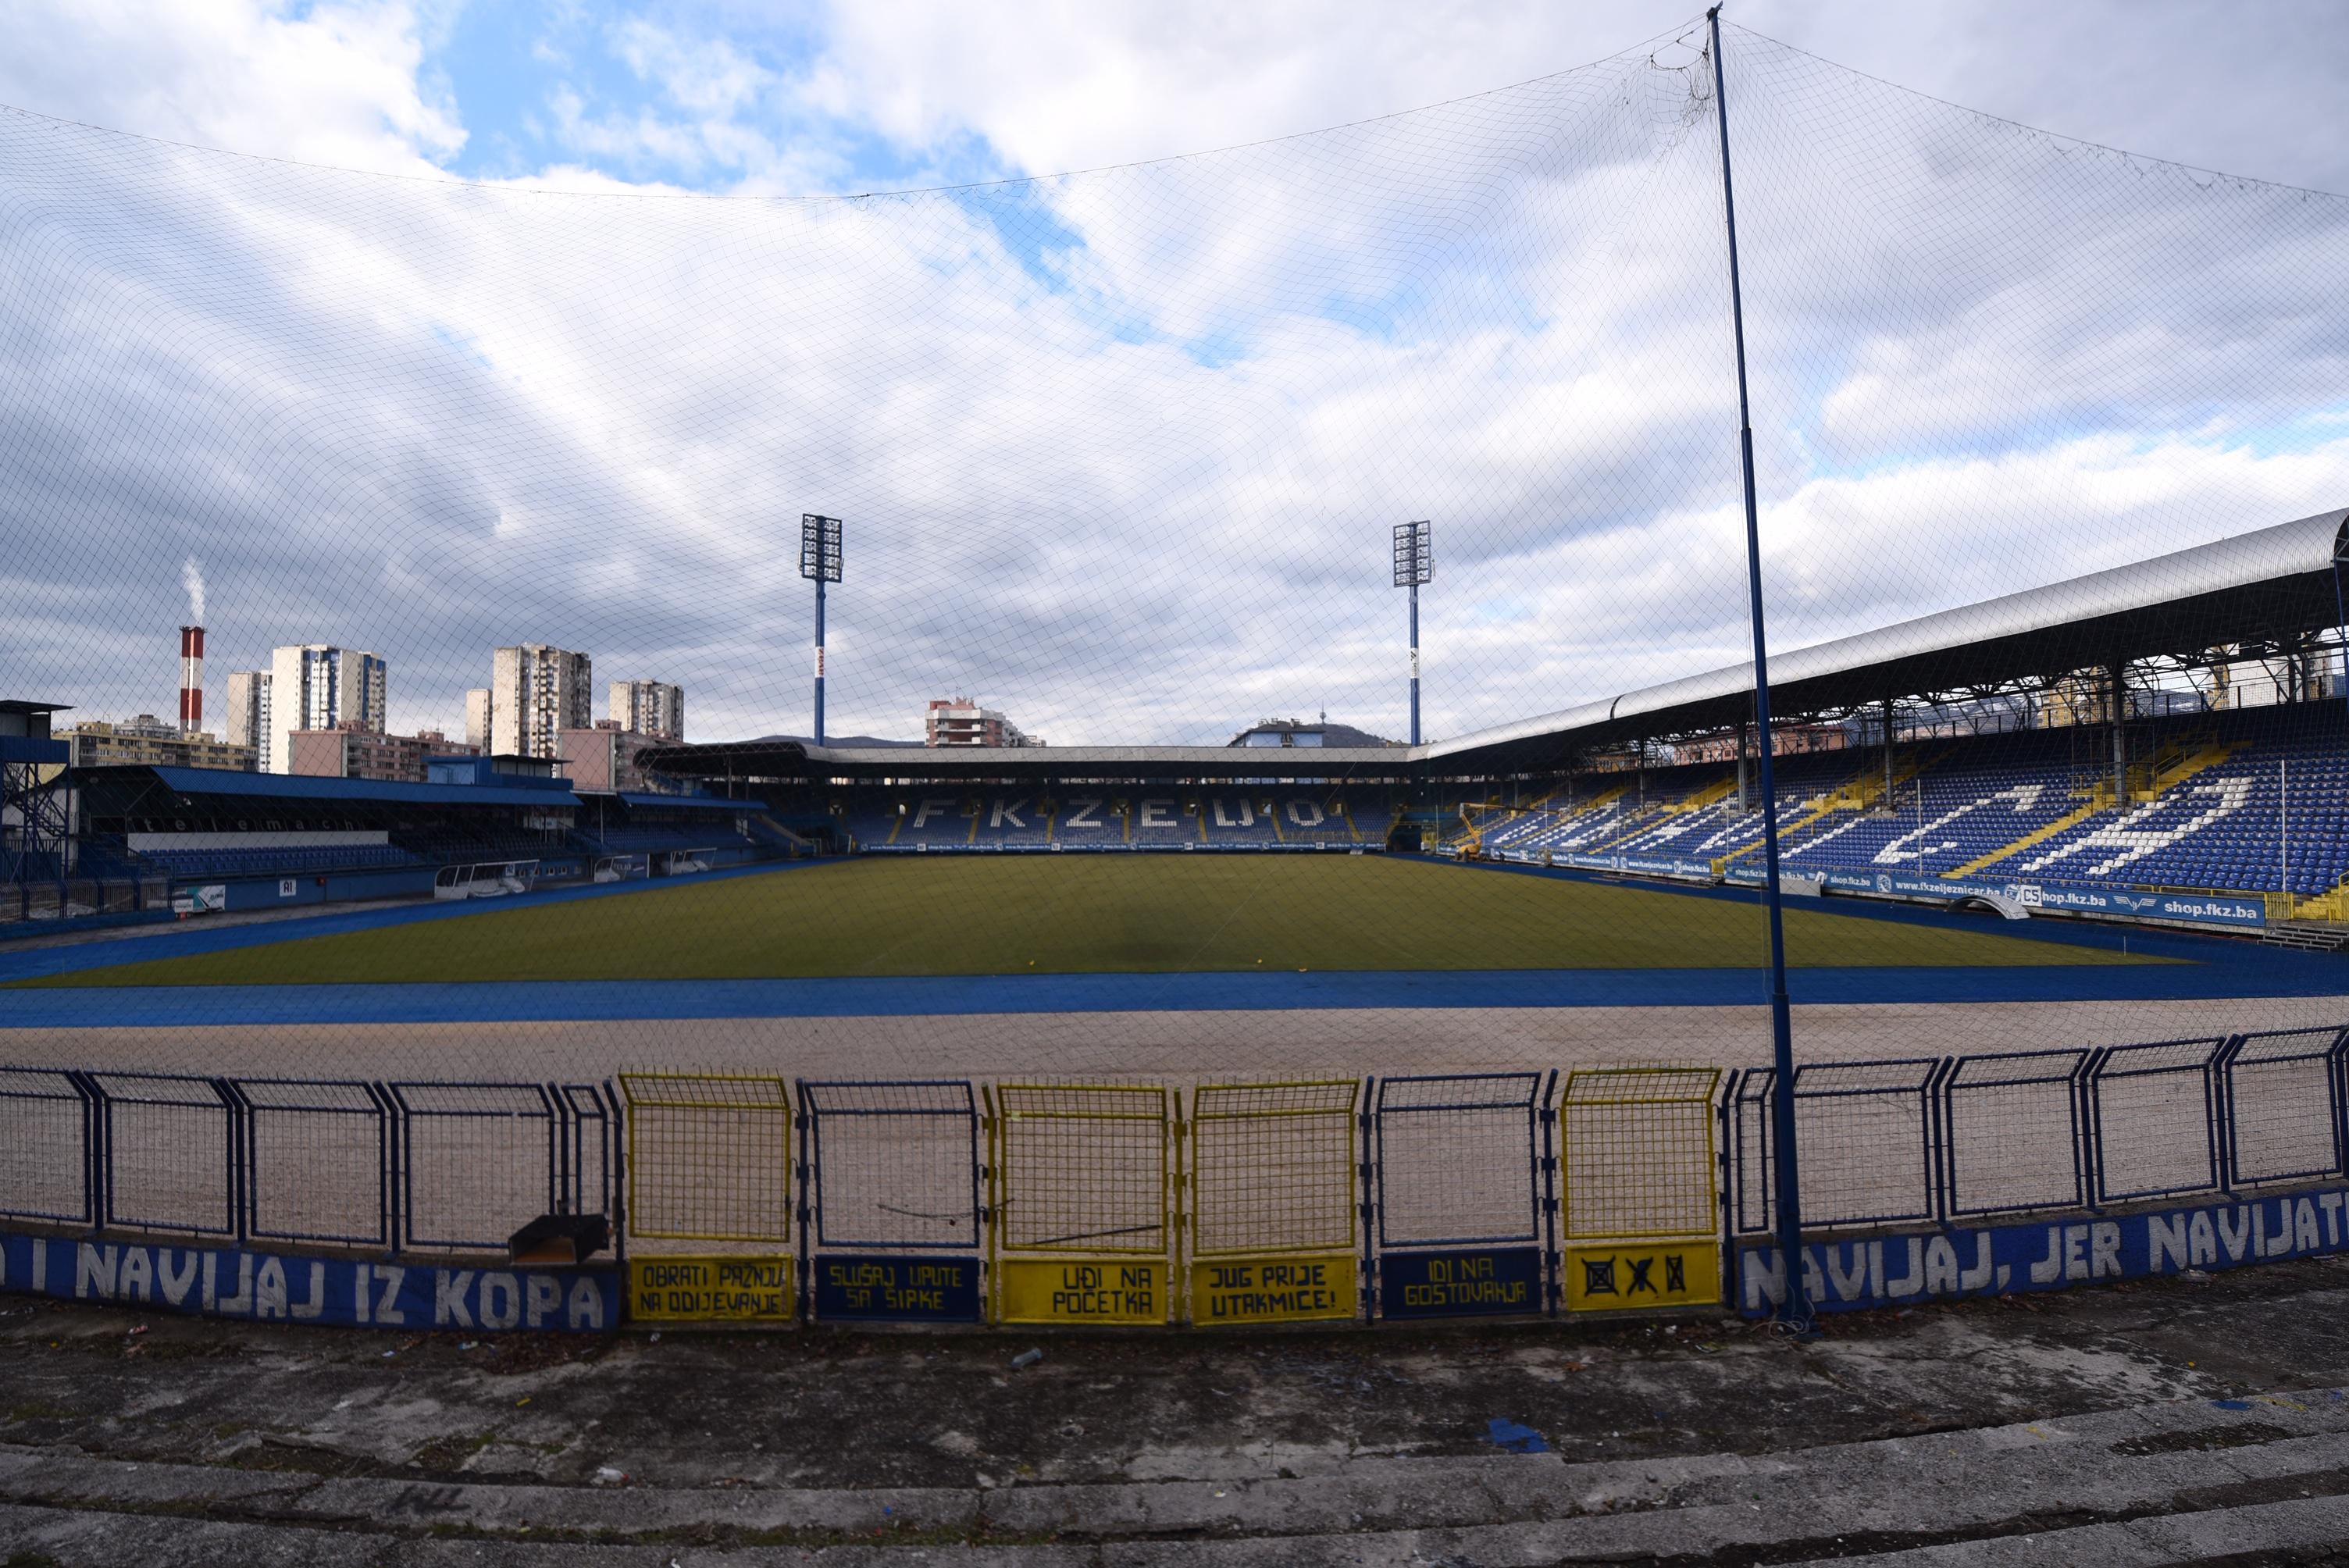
left=1719, top=864, right=2267, bottom=929
left=1735, top=1183, right=2349, bottom=1317
left=0, top=1231, right=619, bottom=1331
left=1517, top=848, right=2269, bottom=931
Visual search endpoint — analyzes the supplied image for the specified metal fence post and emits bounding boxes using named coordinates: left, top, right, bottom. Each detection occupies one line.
left=1359, top=1077, right=1378, bottom=1323
left=1538, top=1068, right=1560, bottom=1317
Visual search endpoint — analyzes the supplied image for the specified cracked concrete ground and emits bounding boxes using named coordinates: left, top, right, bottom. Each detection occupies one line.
left=3, top=1253, right=2349, bottom=1562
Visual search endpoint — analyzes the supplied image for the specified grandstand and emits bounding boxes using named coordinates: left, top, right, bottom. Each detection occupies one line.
left=847, top=789, right=1377, bottom=851
left=1470, top=701, right=2349, bottom=909
left=0, top=760, right=788, bottom=927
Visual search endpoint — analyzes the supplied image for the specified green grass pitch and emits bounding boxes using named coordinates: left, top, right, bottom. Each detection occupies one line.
left=23, top=855, right=2155, bottom=987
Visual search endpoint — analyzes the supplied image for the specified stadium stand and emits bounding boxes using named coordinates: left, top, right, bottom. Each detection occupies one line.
left=0, top=764, right=783, bottom=925
left=839, top=790, right=1376, bottom=851
left=1464, top=703, right=2349, bottom=914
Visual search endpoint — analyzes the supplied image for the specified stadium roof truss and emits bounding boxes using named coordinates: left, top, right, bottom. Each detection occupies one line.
left=640, top=506, right=2349, bottom=785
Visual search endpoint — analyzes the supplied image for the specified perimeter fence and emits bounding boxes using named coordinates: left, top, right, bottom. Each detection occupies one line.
left=3, top=1025, right=2346, bottom=1327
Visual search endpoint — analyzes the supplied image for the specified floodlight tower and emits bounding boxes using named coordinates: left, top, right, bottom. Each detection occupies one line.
left=800, top=514, right=843, bottom=746
left=1393, top=521, right=1432, bottom=745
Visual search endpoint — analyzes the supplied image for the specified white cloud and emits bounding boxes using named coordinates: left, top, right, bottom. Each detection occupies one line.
left=1, top=5, right=2344, bottom=754
left=0, top=1, right=462, bottom=174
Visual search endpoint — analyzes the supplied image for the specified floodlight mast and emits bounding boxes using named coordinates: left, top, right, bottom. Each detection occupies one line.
left=1393, top=521, right=1432, bottom=746
left=800, top=515, right=843, bottom=747
left=1708, top=6, right=1811, bottom=1333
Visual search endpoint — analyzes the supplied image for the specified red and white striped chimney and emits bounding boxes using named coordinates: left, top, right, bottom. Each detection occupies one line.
left=178, top=625, right=205, bottom=734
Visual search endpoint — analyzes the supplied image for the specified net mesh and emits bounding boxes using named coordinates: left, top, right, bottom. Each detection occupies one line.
left=4, top=19, right=2348, bottom=1301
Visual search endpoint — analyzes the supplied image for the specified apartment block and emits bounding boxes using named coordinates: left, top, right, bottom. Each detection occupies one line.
left=490, top=645, right=592, bottom=761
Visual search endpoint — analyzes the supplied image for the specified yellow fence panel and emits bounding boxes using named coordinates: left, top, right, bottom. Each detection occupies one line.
left=1188, top=1079, right=1360, bottom=1257
left=989, top=1082, right=1175, bottom=1325
left=618, top=1072, right=793, bottom=1245
left=1186, top=1079, right=1361, bottom=1324
left=1558, top=1066, right=1720, bottom=1243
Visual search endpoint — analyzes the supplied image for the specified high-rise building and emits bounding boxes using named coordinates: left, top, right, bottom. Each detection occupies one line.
left=925, top=697, right=1042, bottom=747
left=464, top=688, right=493, bottom=751
left=225, top=670, right=272, bottom=766
left=490, top=644, right=592, bottom=761
left=608, top=679, right=684, bottom=743
left=267, top=645, right=386, bottom=775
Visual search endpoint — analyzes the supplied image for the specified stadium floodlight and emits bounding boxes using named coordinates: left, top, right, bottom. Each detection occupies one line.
left=1392, top=521, right=1432, bottom=747
left=800, top=514, right=843, bottom=747
left=1708, top=5, right=1809, bottom=1333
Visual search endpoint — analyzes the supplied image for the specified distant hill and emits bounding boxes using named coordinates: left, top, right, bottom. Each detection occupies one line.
left=1226, top=718, right=1403, bottom=748
left=1313, top=722, right=1403, bottom=748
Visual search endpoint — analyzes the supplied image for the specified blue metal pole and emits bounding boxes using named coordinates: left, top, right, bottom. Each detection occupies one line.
left=1709, top=6, right=1810, bottom=1331
left=814, top=577, right=827, bottom=747
left=2330, top=557, right=2347, bottom=718
left=1409, top=583, right=1422, bottom=747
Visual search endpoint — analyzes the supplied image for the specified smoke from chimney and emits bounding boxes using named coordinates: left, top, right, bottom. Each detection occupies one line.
left=181, top=556, right=205, bottom=624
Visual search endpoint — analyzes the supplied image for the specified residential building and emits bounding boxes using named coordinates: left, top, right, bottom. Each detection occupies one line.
left=63, top=716, right=255, bottom=772
left=925, top=697, right=1042, bottom=747
left=267, top=645, right=386, bottom=775
left=561, top=725, right=671, bottom=794
left=288, top=724, right=478, bottom=785
left=224, top=671, right=272, bottom=765
left=465, top=688, right=492, bottom=751
left=490, top=644, right=593, bottom=761
left=608, top=679, right=684, bottom=742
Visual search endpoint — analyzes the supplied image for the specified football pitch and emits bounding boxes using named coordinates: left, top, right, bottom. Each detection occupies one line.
left=21, top=855, right=2155, bottom=988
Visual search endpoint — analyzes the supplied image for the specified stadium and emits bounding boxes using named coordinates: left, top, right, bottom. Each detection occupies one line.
left=2, top=12, right=2348, bottom=1360
left=15, top=12, right=2349, bottom=1559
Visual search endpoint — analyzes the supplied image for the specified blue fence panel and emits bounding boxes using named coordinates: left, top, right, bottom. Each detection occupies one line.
left=2087, top=1038, right=2228, bottom=1206
left=386, top=1081, right=560, bottom=1253
left=86, top=1071, right=240, bottom=1238
left=800, top=1079, right=983, bottom=1324
left=226, top=1077, right=391, bottom=1249
left=1729, top=1058, right=1945, bottom=1235
left=799, top=1080, right=982, bottom=1250
left=556, top=1082, right=620, bottom=1232
left=2219, top=1027, right=2347, bottom=1189
left=0, top=1067, right=97, bottom=1228
left=1940, top=1049, right=2091, bottom=1219
left=1370, top=1072, right=1553, bottom=1319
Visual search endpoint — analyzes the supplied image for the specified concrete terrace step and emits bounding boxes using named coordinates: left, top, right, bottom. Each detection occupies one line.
left=4, top=1385, right=2349, bottom=1563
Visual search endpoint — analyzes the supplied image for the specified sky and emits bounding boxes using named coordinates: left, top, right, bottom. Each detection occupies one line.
left=2, top=1, right=2346, bottom=747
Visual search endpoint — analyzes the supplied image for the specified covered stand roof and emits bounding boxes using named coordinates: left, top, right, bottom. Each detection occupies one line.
left=637, top=739, right=1413, bottom=784
left=121, top=766, right=586, bottom=809
left=640, top=505, right=2347, bottom=784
